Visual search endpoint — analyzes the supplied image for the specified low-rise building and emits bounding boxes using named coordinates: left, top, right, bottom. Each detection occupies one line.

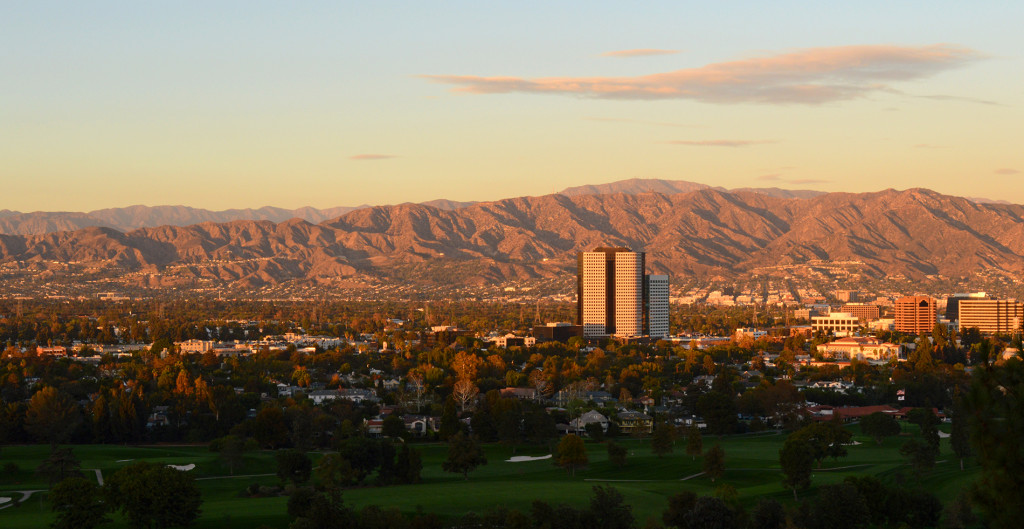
left=811, top=312, right=861, bottom=336
left=816, top=336, right=903, bottom=362
left=615, top=410, right=653, bottom=434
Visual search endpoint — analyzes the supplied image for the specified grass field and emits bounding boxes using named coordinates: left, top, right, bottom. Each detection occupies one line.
left=0, top=424, right=979, bottom=528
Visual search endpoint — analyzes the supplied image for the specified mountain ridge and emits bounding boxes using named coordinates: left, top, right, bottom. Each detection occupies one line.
left=2, top=186, right=1023, bottom=290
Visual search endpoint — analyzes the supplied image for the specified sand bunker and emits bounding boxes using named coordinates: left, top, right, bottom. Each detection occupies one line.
left=167, top=464, right=196, bottom=471
left=506, top=455, right=552, bottom=463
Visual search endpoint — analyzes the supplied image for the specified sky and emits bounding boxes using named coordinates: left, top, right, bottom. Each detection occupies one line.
left=2, top=1, right=1022, bottom=211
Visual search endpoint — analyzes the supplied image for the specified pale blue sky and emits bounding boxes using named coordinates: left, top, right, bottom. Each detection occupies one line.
left=2, top=1, right=1022, bottom=211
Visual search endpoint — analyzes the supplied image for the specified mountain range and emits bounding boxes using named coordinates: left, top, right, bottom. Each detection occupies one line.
left=0, top=179, right=823, bottom=236
left=2, top=181, right=1024, bottom=290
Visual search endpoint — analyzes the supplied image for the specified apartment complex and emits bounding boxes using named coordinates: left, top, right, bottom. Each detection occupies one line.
left=894, top=296, right=937, bottom=334
left=958, top=299, right=1024, bottom=335
left=577, top=248, right=668, bottom=338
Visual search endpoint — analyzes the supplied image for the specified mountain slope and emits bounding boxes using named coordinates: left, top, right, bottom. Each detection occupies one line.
left=2, top=188, right=1024, bottom=289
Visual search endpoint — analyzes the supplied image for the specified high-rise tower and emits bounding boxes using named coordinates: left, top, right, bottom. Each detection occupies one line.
left=577, top=247, right=668, bottom=338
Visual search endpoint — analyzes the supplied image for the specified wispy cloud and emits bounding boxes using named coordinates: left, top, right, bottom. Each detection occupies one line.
left=583, top=117, right=692, bottom=128
left=668, top=140, right=776, bottom=147
left=600, top=49, right=681, bottom=58
left=995, top=168, right=1020, bottom=175
left=423, top=44, right=982, bottom=104
left=913, top=143, right=946, bottom=149
left=350, top=154, right=397, bottom=161
left=915, top=94, right=1002, bottom=106
left=756, top=174, right=828, bottom=185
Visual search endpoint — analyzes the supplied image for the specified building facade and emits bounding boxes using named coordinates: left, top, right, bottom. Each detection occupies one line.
left=894, top=296, right=937, bottom=335
left=958, top=299, right=1024, bottom=335
left=811, top=312, right=861, bottom=336
left=577, top=248, right=668, bottom=338
left=645, top=274, right=670, bottom=338
left=840, top=303, right=880, bottom=322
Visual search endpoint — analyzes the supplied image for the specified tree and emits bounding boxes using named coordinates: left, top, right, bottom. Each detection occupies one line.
left=965, top=359, right=1024, bottom=527
left=607, top=442, right=627, bottom=468
left=779, top=438, right=813, bottom=500
left=210, top=435, right=254, bottom=475
left=650, top=422, right=675, bottom=458
left=685, top=496, right=740, bottom=529
left=394, top=443, right=422, bottom=484
left=907, top=407, right=940, bottom=449
left=277, top=449, right=313, bottom=485
left=799, top=483, right=869, bottom=529
left=859, top=411, right=900, bottom=445
left=556, top=434, right=588, bottom=476
left=442, top=431, right=487, bottom=480
left=439, top=397, right=459, bottom=440
left=589, top=486, right=635, bottom=529
left=750, top=499, right=785, bottom=529
left=287, top=488, right=354, bottom=529
left=790, top=421, right=849, bottom=468
left=584, top=422, right=605, bottom=442
left=49, top=476, right=109, bottom=529
left=337, top=437, right=382, bottom=484
left=697, top=391, right=737, bottom=435
left=685, top=425, right=703, bottom=461
left=251, top=406, right=290, bottom=449
left=662, top=491, right=697, bottom=528
left=949, top=398, right=971, bottom=471
left=703, top=444, right=725, bottom=482
left=900, top=438, right=938, bottom=478
left=36, top=446, right=82, bottom=486
left=452, top=378, right=480, bottom=414
left=105, top=461, right=201, bottom=529
left=381, top=414, right=407, bottom=439
left=25, top=387, right=82, bottom=447
left=523, top=409, right=557, bottom=444
left=316, top=453, right=358, bottom=490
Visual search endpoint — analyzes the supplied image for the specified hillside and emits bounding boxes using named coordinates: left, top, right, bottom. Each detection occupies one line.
left=2, top=187, right=1023, bottom=289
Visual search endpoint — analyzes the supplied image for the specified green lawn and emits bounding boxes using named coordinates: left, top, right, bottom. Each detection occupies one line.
left=0, top=425, right=980, bottom=528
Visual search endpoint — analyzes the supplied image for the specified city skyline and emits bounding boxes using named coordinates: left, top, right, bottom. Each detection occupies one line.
left=2, top=1, right=1023, bottom=212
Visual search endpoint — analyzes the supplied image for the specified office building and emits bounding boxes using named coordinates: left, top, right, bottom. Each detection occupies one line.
left=645, top=274, right=670, bottom=338
left=840, top=303, right=881, bottom=322
left=577, top=248, right=668, bottom=338
left=958, top=299, right=1024, bottom=335
left=894, top=296, right=937, bottom=334
left=811, top=312, right=861, bottom=336
left=945, top=292, right=988, bottom=322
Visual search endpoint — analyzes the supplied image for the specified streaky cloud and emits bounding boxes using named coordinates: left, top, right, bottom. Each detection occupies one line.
left=350, top=154, right=398, bottom=161
left=423, top=44, right=983, bottom=104
left=668, top=140, right=776, bottom=147
left=600, top=49, right=681, bottom=58
left=995, top=168, right=1020, bottom=175
left=583, top=116, right=692, bottom=128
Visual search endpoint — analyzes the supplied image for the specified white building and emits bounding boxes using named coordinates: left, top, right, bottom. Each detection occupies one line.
left=646, top=274, right=670, bottom=338
left=811, top=312, right=861, bottom=336
left=816, top=337, right=903, bottom=362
